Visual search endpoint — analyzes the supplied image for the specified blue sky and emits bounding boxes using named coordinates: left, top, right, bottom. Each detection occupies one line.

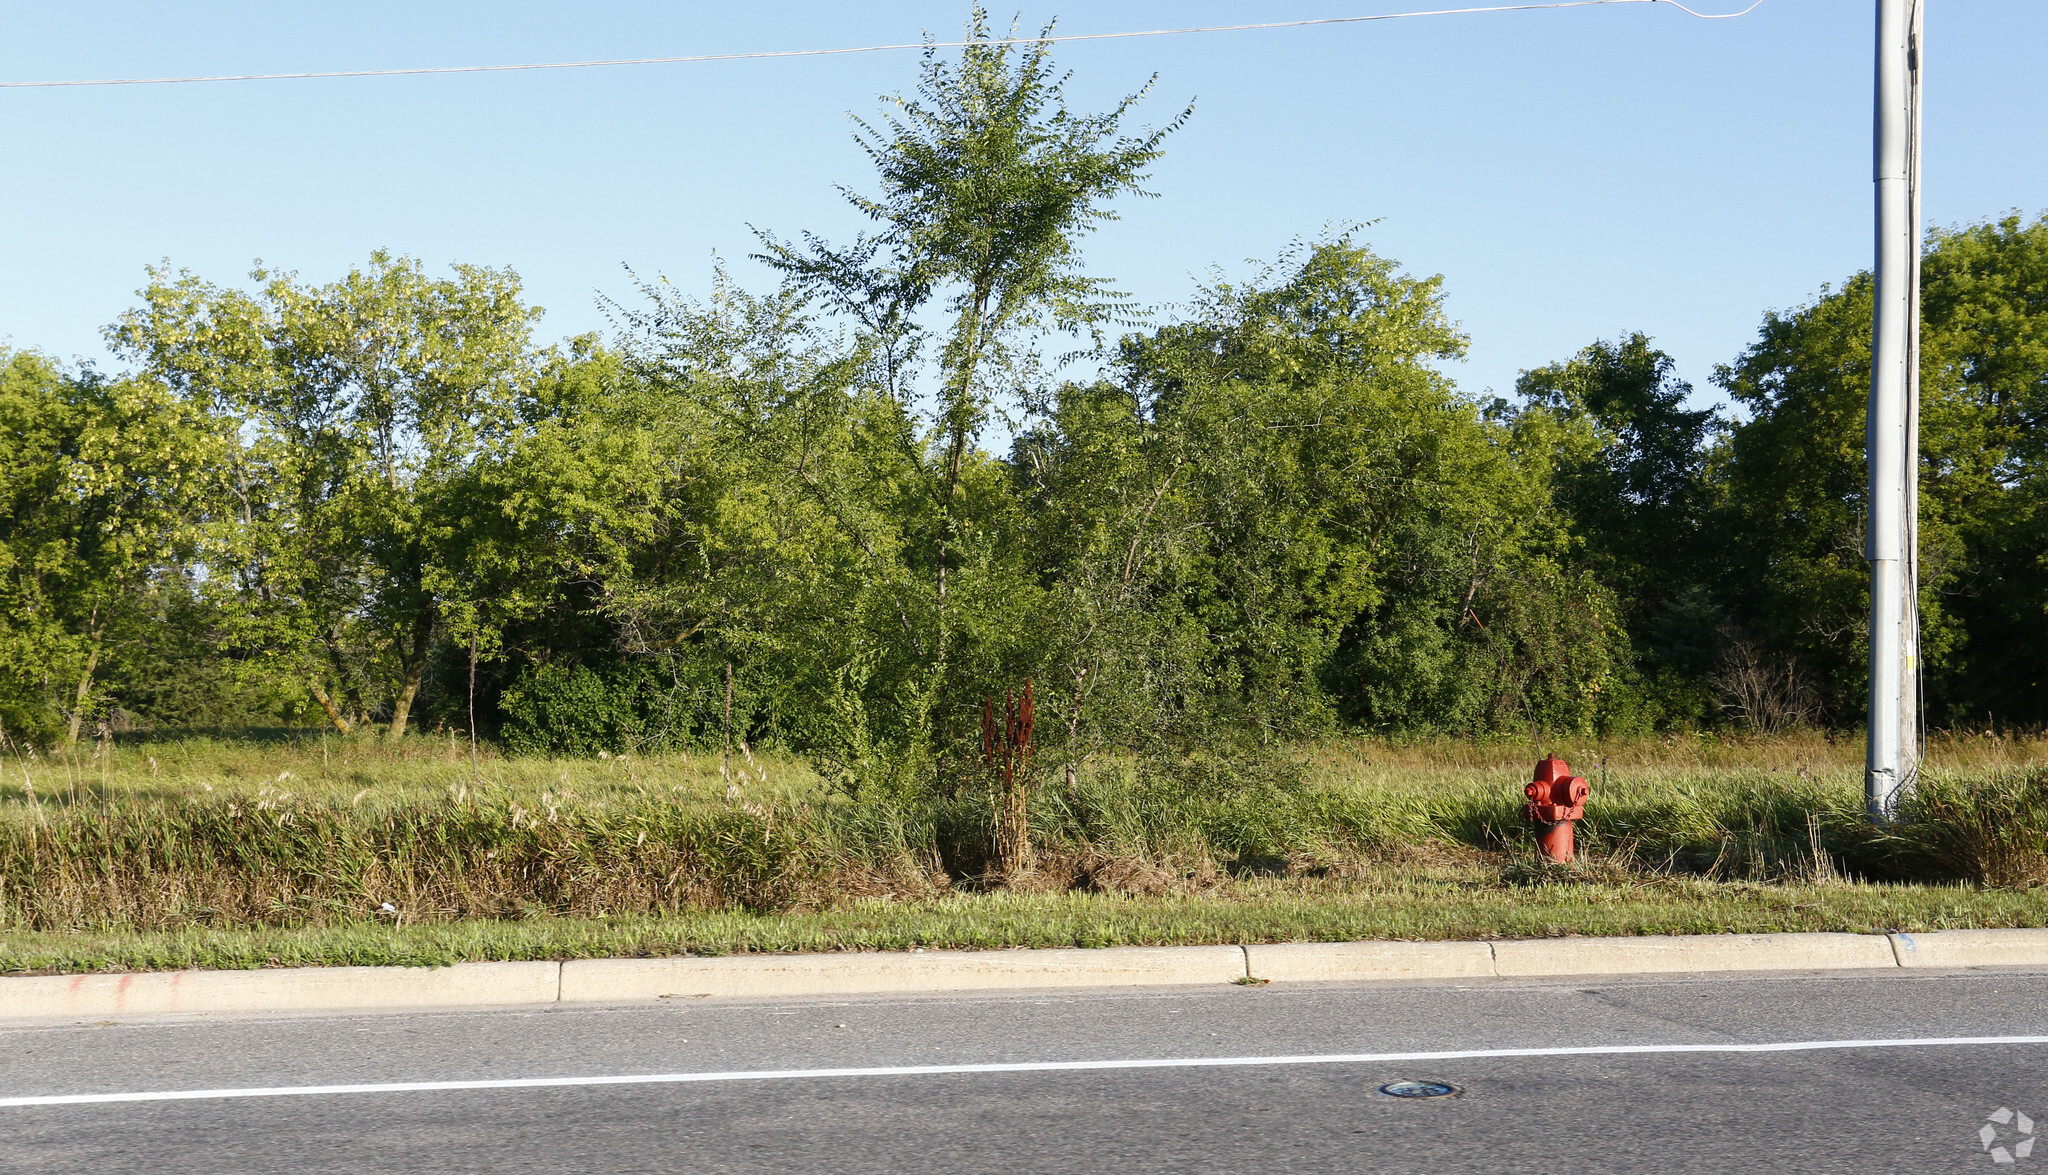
left=3, top=1, right=2044, bottom=406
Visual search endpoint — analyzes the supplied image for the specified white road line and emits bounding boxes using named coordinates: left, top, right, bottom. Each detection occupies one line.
left=7, top=1035, right=2048, bottom=1108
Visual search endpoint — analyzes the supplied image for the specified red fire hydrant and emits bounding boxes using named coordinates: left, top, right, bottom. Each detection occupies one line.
left=1524, top=755, right=1590, bottom=864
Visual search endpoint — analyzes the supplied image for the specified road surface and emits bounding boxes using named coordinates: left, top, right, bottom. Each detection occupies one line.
left=4, top=964, right=2045, bottom=1172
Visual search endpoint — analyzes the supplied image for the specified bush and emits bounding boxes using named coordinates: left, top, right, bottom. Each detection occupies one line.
left=499, top=663, right=650, bottom=757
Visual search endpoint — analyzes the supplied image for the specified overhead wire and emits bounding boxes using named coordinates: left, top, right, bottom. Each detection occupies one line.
left=0, top=0, right=1766, bottom=90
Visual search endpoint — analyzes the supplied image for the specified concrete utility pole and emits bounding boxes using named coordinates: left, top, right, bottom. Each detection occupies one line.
left=1866, top=0, right=1923, bottom=821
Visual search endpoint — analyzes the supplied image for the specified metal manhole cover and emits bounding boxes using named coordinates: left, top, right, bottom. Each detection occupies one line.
left=1378, top=1080, right=1461, bottom=1099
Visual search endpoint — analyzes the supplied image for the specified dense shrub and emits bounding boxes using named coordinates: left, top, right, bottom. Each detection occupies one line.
left=499, top=662, right=659, bottom=756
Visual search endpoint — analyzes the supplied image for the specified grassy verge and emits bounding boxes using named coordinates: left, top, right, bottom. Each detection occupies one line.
left=4, top=876, right=2044, bottom=975
left=1, top=731, right=2043, bottom=975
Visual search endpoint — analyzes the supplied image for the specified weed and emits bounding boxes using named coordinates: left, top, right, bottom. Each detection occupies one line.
left=1889, top=768, right=2048, bottom=889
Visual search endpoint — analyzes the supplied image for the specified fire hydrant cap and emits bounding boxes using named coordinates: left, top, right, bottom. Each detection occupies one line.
left=1524, top=756, right=1589, bottom=822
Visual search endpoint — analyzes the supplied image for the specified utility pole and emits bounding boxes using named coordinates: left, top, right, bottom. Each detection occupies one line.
left=1866, top=0, right=1923, bottom=821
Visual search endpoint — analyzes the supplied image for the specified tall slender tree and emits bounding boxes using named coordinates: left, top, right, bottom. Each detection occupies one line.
left=757, top=6, right=1188, bottom=694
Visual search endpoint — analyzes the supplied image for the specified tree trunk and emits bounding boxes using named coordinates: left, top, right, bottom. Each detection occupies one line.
left=307, top=676, right=353, bottom=734
left=387, top=607, right=435, bottom=738
left=933, top=286, right=991, bottom=667
left=64, top=634, right=104, bottom=746
left=322, top=631, right=366, bottom=728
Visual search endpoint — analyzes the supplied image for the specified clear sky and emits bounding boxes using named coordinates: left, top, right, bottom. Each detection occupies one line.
left=3, top=1, right=2044, bottom=407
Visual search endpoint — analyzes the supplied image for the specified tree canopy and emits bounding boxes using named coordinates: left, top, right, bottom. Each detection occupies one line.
left=2, top=21, right=2043, bottom=770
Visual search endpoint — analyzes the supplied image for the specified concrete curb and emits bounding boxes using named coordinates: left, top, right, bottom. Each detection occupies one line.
left=1244, top=940, right=1495, bottom=983
left=4, top=929, right=2046, bottom=1021
left=0, top=961, right=559, bottom=1020
left=560, top=946, right=1246, bottom=1002
left=1887, top=928, right=2048, bottom=969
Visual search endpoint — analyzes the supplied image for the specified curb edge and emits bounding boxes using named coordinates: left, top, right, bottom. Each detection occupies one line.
left=6, top=929, right=2048, bottom=1022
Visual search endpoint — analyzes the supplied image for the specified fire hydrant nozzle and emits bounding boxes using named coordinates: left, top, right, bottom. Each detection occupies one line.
left=1524, top=755, right=1590, bottom=864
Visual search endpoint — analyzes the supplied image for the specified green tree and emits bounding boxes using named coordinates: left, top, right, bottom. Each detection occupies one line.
left=0, top=350, right=219, bottom=744
left=1023, top=239, right=1632, bottom=747
left=609, top=271, right=952, bottom=777
left=746, top=8, right=1187, bottom=793
left=1713, top=211, right=2048, bottom=723
left=1517, top=333, right=1723, bottom=725
left=1916, top=213, right=2048, bottom=723
left=111, top=251, right=542, bottom=736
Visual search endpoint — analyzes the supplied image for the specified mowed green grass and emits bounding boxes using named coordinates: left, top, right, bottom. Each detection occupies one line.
left=5, top=874, right=2042, bottom=975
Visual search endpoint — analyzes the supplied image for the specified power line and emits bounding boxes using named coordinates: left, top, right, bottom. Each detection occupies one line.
left=0, top=0, right=1765, bottom=90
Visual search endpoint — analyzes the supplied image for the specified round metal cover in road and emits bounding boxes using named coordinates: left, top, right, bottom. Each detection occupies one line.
left=1378, top=1081, right=1461, bottom=1099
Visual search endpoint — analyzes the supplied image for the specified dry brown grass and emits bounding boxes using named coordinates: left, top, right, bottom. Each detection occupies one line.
left=1305, top=727, right=2046, bottom=785
left=0, top=728, right=824, bottom=814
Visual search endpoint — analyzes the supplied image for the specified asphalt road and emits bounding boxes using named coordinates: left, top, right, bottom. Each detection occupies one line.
left=5, top=966, right=2047, bottom=1173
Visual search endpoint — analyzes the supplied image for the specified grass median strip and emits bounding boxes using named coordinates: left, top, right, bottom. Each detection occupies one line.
left=5, top=878, right=2046, bottom=975
left=3, top=733, right=2044, bottom=976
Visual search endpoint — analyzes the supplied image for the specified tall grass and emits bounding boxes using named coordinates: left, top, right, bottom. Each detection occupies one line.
left=3, top=732, right=2042, bottom=937
left=4, top=761, right=2031, bottom=945
left=0, top=790, right=942, bottom=930
left=1885, top=768, right=2048, bottom=888
left=0, top=727, right=825, bottom=809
